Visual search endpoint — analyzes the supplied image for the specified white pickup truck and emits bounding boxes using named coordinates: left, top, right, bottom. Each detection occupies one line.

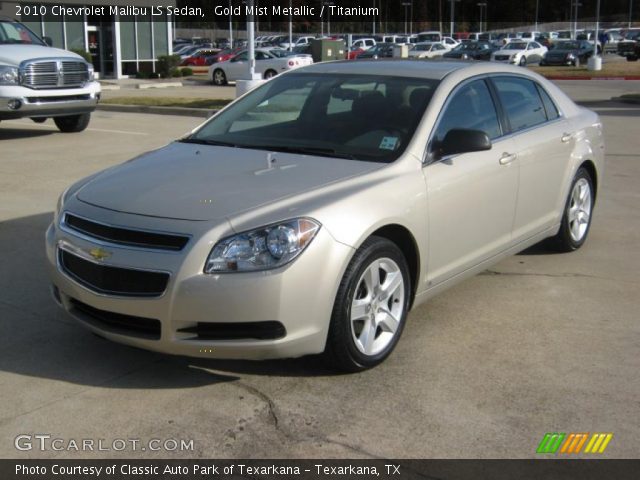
left=0, top=17, right=100, bottom=132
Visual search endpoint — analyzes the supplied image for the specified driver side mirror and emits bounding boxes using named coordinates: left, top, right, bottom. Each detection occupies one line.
left=439, top=129, right=492, bottom=157
left=43, top=36, right=53, bottom=47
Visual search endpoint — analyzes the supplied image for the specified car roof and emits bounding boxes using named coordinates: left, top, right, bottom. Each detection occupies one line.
left=299, top=60, right=472, bottom=80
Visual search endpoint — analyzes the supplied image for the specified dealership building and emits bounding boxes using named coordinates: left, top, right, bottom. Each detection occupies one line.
left=0, top=0, right=175, bottom=78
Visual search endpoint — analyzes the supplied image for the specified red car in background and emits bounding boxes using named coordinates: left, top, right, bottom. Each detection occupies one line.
left=180, top=49, right=219, bottom=66
left=206, top=47, right=245, bottom=65
left=347, top=46, right=364, bottom=59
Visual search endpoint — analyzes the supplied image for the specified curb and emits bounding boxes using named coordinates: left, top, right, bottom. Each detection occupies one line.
left=136, top=82, right=184, bottom=89
left=97, top=104, right=217, bottom=118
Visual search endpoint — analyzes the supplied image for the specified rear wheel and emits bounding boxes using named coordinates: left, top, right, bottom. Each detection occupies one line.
left=324, top=236, right=410, bottom=372
left=53, top=113, right=90, bottom=133
left=549, top=167, right=594, bottom=252
left=31, top=117, right=47, bottom=123
left=212, top=69, right=227, bottom=86
left=264, top=69, right=277, bottom=79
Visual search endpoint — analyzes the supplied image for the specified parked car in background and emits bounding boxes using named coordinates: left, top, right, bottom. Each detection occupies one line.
left=205, top=47, right=244, bottom=65
left=180, top=49, right=219, bottom=66
left=416, top=31, right=442, bottom=43
left=408, top=42, right=448, bottom=59
left=209, top=47, right=313, bottom=85
left=355, top=43, right=395, bottom=59
left=0, top=17, right=100, bottom=132
left=443, top=41, right=496, bottom=60
left=541, top=40, right=594, bottom=66
left=351, top=38, right=376, bottom=50
left=47, top=60, right=604, bottom=371
left=347, top=45, right=365, bottom=60
left=491, top=41, right=547, bottom=66
left=279, top=36, right=316, bottom=49
left=441, top=36, right=460, bottom=50
left=617, top=29, right=640, bottom=60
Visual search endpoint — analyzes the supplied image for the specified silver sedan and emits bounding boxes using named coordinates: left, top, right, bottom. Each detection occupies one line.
left=46, top=61, right=604, bottom=372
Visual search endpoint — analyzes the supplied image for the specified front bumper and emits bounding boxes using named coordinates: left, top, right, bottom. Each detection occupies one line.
left=46, top=202, right=353, bottom=360
left=0, top=81, right=101, bottom=120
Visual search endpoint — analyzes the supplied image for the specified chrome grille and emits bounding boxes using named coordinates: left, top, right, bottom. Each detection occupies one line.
left=20, top=59, right=90, bottom=89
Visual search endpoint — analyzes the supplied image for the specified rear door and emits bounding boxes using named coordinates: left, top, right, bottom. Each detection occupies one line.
left=425, top=78, right=519, bottom=285
left=489, top=75, right=573, bottom=242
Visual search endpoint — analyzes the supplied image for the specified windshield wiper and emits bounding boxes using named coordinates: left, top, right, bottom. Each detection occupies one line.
left=252, top=145, right=359, bottom=160
left=178, top=138, right=239, bottom=148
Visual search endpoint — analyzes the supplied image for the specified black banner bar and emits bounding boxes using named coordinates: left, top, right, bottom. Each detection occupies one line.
left=3, top=459, right=640, bottom=480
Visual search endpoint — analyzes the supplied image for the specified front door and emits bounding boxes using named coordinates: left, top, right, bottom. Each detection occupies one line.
left=425, top=78, right=519, bottom=285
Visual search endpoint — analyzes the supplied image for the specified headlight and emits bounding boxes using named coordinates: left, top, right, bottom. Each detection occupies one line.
left=567, top=53, right=575, bottom=59
left=0, top=65, right=19, bottom=85
left=87, top=64, right=95, bottom=82
left=205, top=218, right=320, bottom=273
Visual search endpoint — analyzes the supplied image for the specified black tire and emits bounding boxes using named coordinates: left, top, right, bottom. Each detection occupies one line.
left=323, top=236, right=411, bottom=372
left=212, top=69, right=227, bottom=86
left=519, top=56, right=527, bottom=66
left=53, top=113, right=90, bottom=133
left=264, top=69, right=277, bottom=79
left=548, top=167, right=594, bottom=252
left=627, top=55, right=638, bottom=62
left=31, top=117, right=47, bottom=123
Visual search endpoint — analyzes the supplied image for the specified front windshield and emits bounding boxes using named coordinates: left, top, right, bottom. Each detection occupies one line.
left=187, top=73, right=439, bottom=163
left=0, top=20, right=44, bottom=45
left=505, top=42, right=527, bottom=50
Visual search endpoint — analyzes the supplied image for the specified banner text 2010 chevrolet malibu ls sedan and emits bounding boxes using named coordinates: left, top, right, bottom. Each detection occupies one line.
left=46, top=60, right=604, bottom=372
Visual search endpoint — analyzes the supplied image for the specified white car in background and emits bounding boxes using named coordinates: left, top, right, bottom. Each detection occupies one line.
left=492, top=41, right=547, bottom=66
left=209, top=48, right=313, bottom=85
left=408, top=42, right=449, bottom=58
left=441, top=36, right=460, bottom=50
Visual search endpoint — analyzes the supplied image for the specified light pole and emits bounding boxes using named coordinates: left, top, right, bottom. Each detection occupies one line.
left=247, top=0, right=255, bottom=80
left=288, top=0, right=292, bottom=50
left=372, top=0, right=376, bottom=35
left=535, top=0, right=539, bottom=32
left=402, top=2, right=411, bottom=35
left=450, top=0, right=460, bottom=37
left=323, top=1, right=335, bottom=37
left=228, top=0, right=233, bottom=49
left=630, top=0, right=634, bottom=28
left=477, top=2, right=487, bottom=33
left=571, top=1, right=582, bottom=39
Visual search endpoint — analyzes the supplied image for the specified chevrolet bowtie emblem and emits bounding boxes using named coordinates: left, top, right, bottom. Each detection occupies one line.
left=88, top=247, right=111, bottom=261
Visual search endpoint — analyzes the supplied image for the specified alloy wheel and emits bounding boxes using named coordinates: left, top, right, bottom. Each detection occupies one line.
left=350, top=257, right=405, bottom=356
left=568, top=178, right=592, bottom=242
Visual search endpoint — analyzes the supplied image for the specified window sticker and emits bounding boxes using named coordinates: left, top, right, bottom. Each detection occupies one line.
left=379, top=136, right=399, bottom=150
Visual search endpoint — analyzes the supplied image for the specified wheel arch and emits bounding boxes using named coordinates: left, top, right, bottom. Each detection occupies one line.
left=578, top=159, right=598, bottom=201
left=368, top=224, right=421, bottom=308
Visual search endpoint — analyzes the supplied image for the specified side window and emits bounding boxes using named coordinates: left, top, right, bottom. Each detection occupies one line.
left=536, top=84, right=560, bottom=121
left=492, top=77, right=547, bottom=132
left=432, top=79, right=502, bottom=145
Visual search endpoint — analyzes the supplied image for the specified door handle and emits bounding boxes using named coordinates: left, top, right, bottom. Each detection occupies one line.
left=499, top=152, right=517, bottom=165
left=561, top=133, right=573, bottom=143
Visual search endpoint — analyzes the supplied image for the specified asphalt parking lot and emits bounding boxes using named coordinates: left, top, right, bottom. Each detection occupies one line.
left=1, top=80, right=639, bottom=459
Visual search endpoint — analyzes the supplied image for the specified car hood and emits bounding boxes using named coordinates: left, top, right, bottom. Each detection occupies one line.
left=495, top=49, right=523, bottom=55
left=75, top=142, right=384, bottom=221
left=0, top=44, right=83, bottom=66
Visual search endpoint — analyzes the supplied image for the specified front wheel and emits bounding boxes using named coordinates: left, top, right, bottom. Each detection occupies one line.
left=212, top=69, right=227, bottom=86
left=53, top=113, right=90, bottom=133
left=549, top=167, right=594, bottom=252
left=324, top=236, right=411, bottom=372
left=519, top=56, right=527, bottom=66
